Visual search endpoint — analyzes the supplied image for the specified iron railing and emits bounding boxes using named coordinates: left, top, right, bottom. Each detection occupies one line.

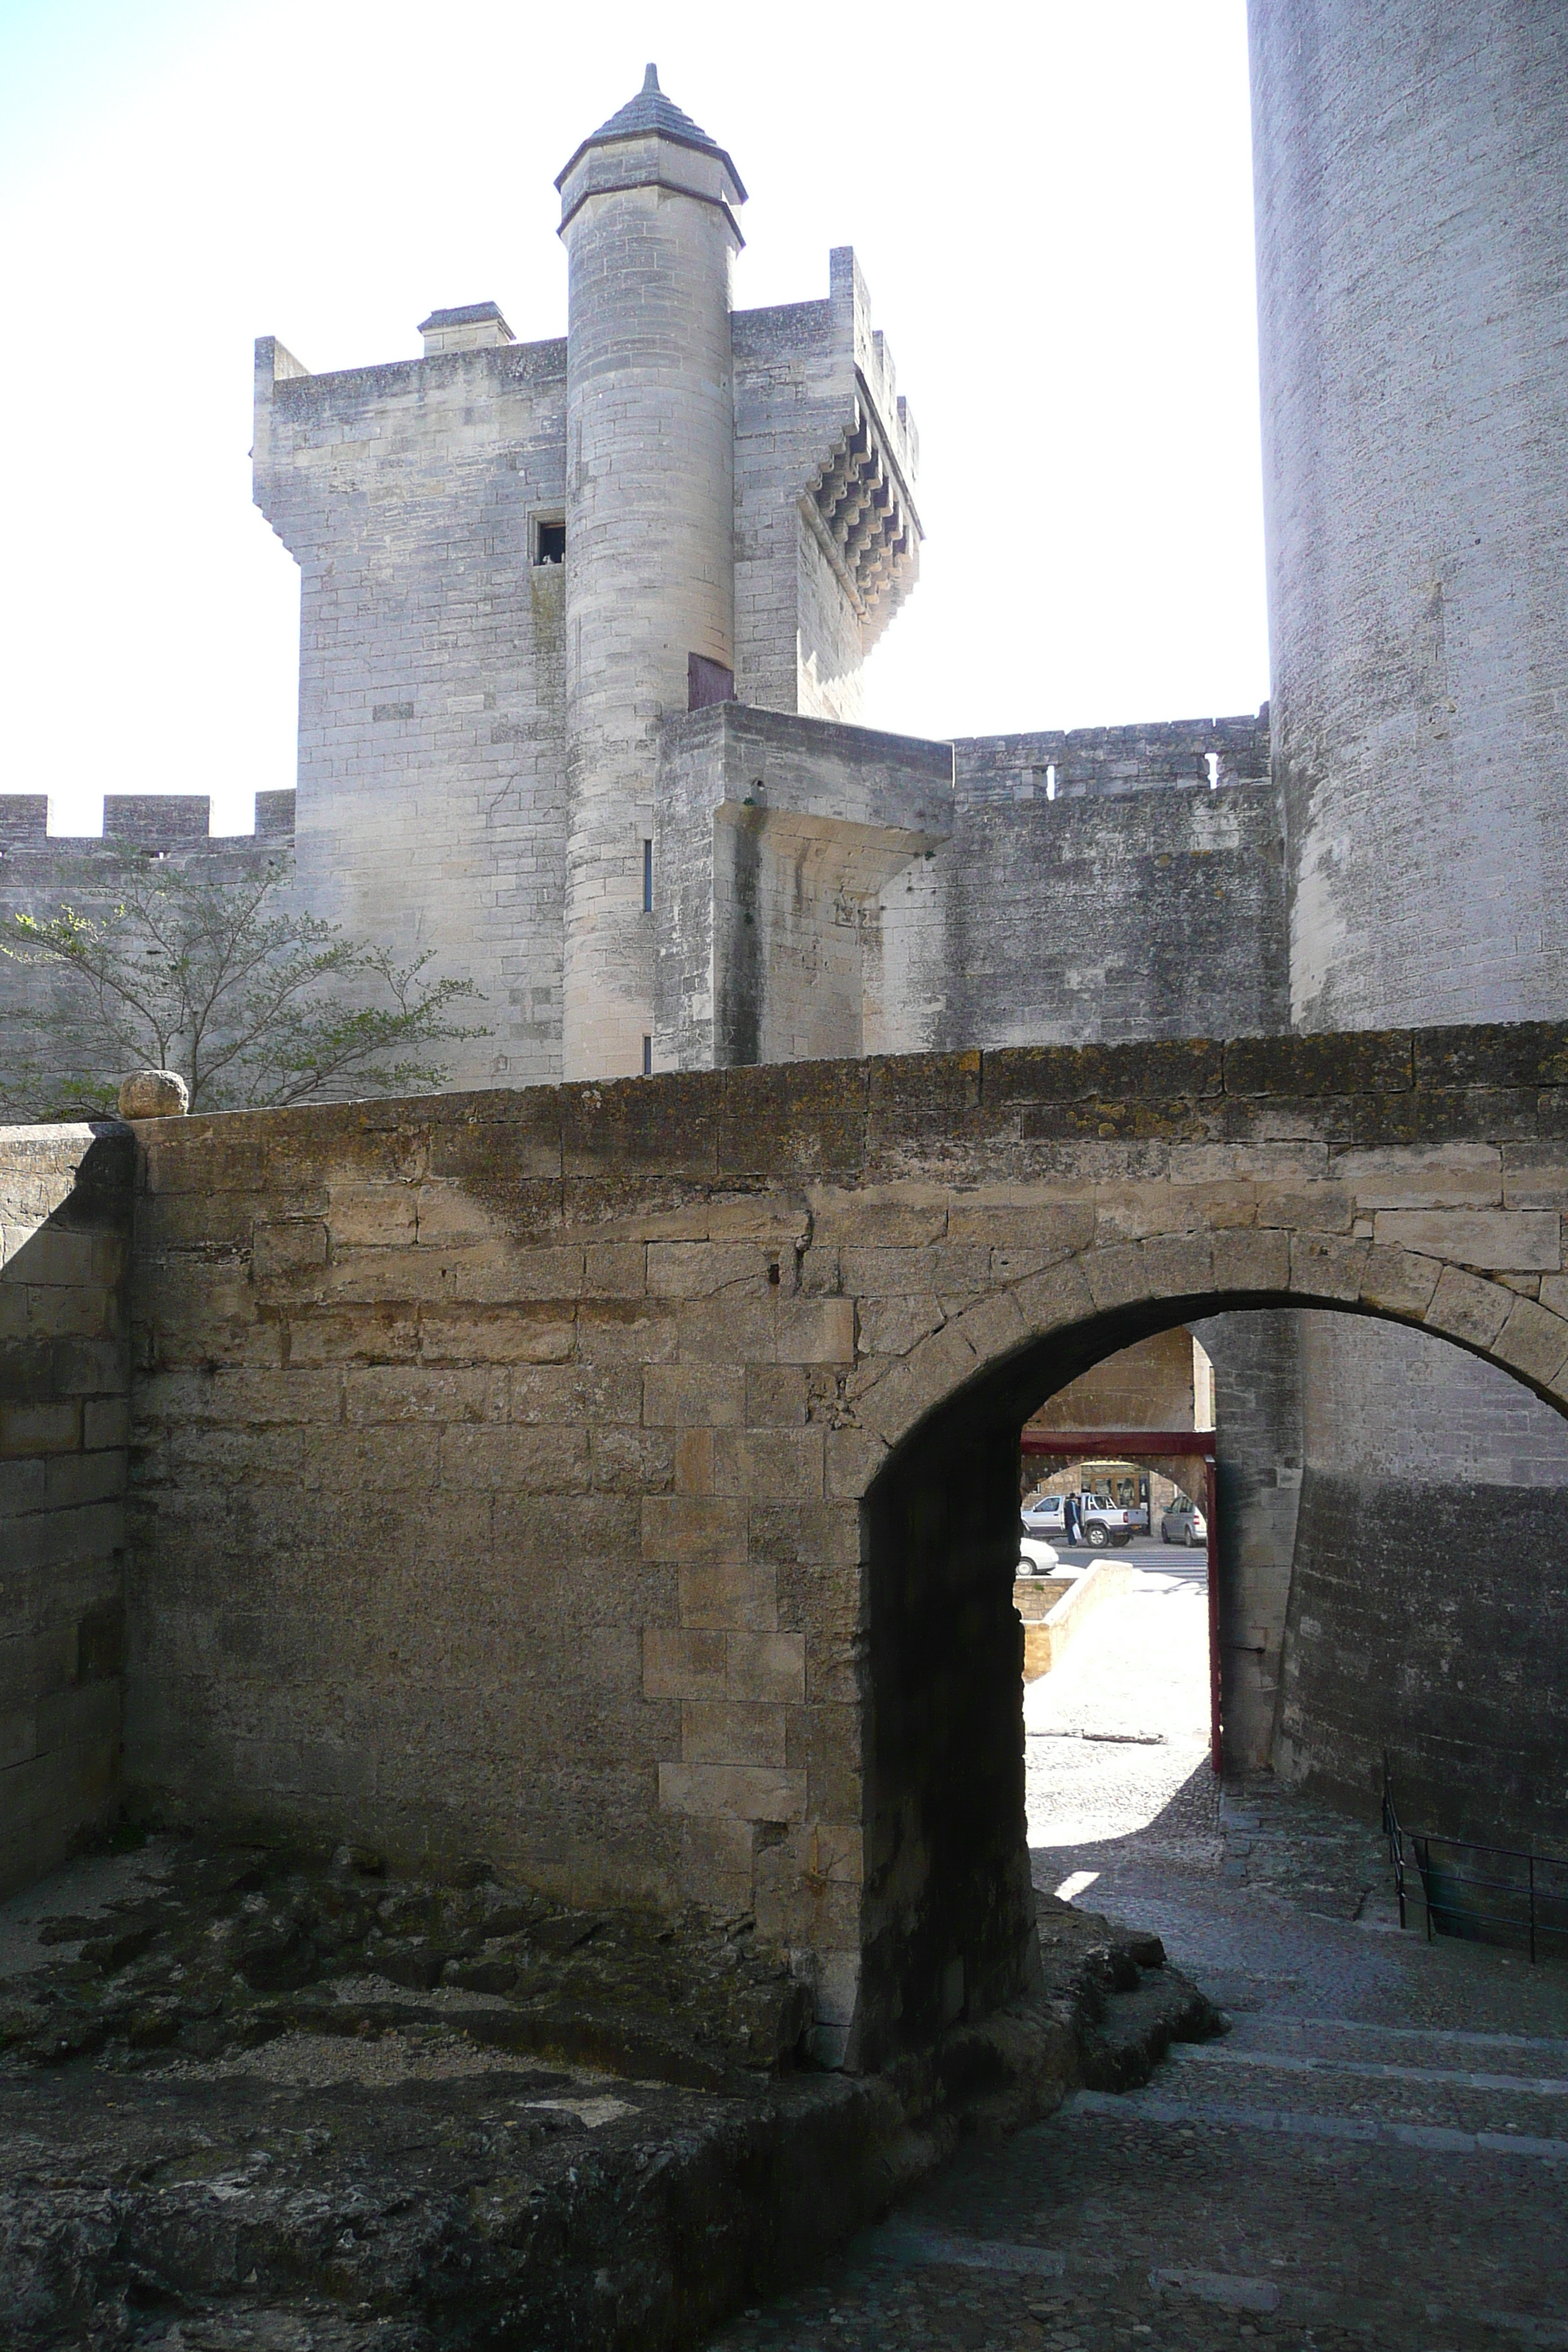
left=1382, top=1757, right=1568, bottom=1964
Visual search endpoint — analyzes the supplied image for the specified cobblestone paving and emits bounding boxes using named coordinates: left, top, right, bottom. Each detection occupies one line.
left=706, top=1561, right=1568, bottom=2352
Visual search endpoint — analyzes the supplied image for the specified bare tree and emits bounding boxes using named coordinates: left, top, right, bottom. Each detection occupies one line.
left=1, top=855, right=487, bottom=1118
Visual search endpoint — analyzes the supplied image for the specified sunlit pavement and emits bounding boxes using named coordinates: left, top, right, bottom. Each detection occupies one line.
left=706, top=1567, right=1568, bottom=2351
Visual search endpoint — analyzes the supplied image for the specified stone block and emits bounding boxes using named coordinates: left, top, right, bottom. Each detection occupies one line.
left=856, top=1294, right=943, bottom=1357
left=344, top=1366, right=503, bottom=1424
left=451, top=1244, right=585, bottom=1302
left=1371, top=1210, right=1561, bottom=1272
left=426, top=1102, right=563, bottom=1185
left=581, top=1243, right=647, bottom=1295
left=1289, top=1231, right=1371, bottom=1303
left=417, top=1305, right=576, bottom=1365
left=746, top=1365, right=807, bottom=1427
left=677, top=1561, right=779, bottom=1631
left=642, top=1627, right=727, bottom=1700
left=564, top=1074, right=718, bottom=1179
left=949, top=1284, right=1028, bottom=1369
left=411, top=1186, right=500, bottom=1246
left=717, top=1061, right=867, bottom=1178
left=647, top=1242, right=770, bottom=1299
left=510, top=1363, right=641, bottom=1425
left=641, top=1495, right=749, bottom=1564
left=674, top=1295, right=779, bottom=1365
left=328, top=1186, right=418, bottom=1247
left=714, top=1428, right=824, bottom=1501
left=725, top=1631, right=807, bottom=1703
left=19, top=1284, right=116, bottom=1341
left=674, top=1426, right=714, bottom=1494
left=1333, top=1142, right=1502, bottom=1210
left=0, top=1400, right=80, bottom=1456
left=1225, top=1031, right=1412, bottom=1098
left=1210, top=1226, right=1291, bottom=1296
left=804, top=1632, right=860, bottom=1705
left=824, top=1423, right=887, bottom=1500
left=775, top=1297, right=856, bottom=1365
left=808, top=1188, right=949, bottom=1248
left=1491, top=1296, right=1568, bottom=1388
left=284, top=1308, right=420, bottom=1366
left=677, top=1813, right=755, bottom=1910
left=1423, top=1265, right=1514, bottom=1351
left=1357, top=1245, right=1443, bottom=1321
left=1412, top=1020, right=1568, bottom=1094
left=987, top=1037, right=1224, bottom=1105
left=642, top=1363, right=745, bottom=1427
left=297, top=1427, right=442, bottom=1491
left=750, top=1503, right=862, bottom=1569
left=1256, top=1183, right=1353, bottom=1233
left=680, top=1700, right=787, bottom=1766
left=577, top=1300, right=677, bottom=1362
left=440, top=1424, right=589, bottom=1492
left=318, top=1246, right=452, bottom=1304
left=1500, top=1147, right=1568, bottom=1211
left=1006, top=1254, right=1096, bottom=1338
left=589, top=1426, right=674, bottom=1494
left=657, top=1762, right=806, bottom=1823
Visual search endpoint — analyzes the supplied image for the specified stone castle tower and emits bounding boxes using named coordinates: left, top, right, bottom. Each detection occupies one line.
left=252, top=69, right=923, bottom=1086
left=12, top=20, right=1557, bottom=1842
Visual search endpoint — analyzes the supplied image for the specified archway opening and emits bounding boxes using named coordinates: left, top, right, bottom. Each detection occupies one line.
left=857, top=1291, right=1568, bottom=2069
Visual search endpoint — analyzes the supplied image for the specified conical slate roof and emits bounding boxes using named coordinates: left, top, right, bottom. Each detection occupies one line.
left=555, top=65, right=745, bottom=199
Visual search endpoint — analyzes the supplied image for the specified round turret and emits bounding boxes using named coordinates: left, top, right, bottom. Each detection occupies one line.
left=557, top=67, right=745, bottom=1080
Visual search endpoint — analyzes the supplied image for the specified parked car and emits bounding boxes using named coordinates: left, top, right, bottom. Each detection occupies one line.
left=1022, top=1493, right=1141, bottom=1548
left=1161, top=1495, right=1208, bottom=1546
left=1017, top=1532, right=1061, bottom=1578
left=1079, top=1495, right=1142, bottom=1548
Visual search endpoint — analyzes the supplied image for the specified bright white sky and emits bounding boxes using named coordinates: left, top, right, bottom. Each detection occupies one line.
left=0, top=0, right=1267, bottom=837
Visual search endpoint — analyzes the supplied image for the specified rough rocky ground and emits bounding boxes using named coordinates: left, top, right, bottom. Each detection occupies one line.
left=0, top=1824, right=1213, bottom=2348
left=706, top=1562, right=1568, bottom=2352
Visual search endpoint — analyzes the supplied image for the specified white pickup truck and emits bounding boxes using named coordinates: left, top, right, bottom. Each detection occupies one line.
left=1021, top=1493, right=1142, bottom=1549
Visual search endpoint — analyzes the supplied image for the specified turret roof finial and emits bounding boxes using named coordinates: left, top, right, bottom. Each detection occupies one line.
left=555, top=64, right=746, bottom=204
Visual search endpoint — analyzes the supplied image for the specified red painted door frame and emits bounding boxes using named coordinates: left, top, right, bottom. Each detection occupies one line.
left=1021, top=1430, right=1222, bottom=1774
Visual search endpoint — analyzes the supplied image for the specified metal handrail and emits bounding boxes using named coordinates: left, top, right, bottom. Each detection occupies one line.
left=1382, top=1754, right=1568, bottom=1965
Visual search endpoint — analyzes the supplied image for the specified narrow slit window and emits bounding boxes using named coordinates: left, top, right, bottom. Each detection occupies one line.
left=1046, top=762, right=1057, bottom=801
left=643, top=837, right=653, bottom=913
left=1206, top=752, right=1220, bottom=788
left=641, top=1034, right=652, bottom=1077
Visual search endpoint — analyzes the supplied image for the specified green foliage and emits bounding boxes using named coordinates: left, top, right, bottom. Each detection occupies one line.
left=1, top=854, right=487, bottom=1117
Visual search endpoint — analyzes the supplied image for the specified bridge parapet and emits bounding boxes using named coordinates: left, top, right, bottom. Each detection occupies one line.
left=38, top=1020, right=1567, bottom=2065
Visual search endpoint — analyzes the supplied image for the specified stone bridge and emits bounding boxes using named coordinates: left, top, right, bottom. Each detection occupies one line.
left=7, top=1024, right=1568, bottom=2068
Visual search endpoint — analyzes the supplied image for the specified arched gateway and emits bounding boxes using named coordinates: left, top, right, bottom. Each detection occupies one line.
left=107, top=1024, right=1568, bottom=2067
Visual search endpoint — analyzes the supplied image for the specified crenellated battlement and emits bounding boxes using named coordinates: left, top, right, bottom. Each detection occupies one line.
left=0, top=790, right=295, bottom=858
left=954, top=709, right=1270, bottom=808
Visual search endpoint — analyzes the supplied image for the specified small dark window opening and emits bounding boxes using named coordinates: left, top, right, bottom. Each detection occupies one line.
left=535, top=520, right=565, bottom=565
left=688, top=652, right=736, bottom=710
left=643, top=837, right=653, bottom=913
left=641, top=1034, right=652, bottom=1076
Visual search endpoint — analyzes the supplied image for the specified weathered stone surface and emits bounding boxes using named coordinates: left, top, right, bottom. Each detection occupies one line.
left=116, top=1071, right=189, bottom=1121
left=0, top=1833, right=1213, bottom=2352
left=8, top=1033, right=1567, bottom=2069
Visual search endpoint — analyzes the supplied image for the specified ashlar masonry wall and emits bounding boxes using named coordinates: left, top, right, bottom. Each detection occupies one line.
left=1, top=1123, right=134, bottom=1894
left=254, top=333, right=571, bottom=1090
left=105, top=1024, right=1568, bottom=2060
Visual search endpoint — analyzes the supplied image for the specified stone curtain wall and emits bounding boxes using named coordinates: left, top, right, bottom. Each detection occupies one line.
left=0, top=1123, right=134, bottom=1893
left=0, top=820, right=295, bottom=1110
left=254, top=333, right=571, bottom=1090
left=110, top=1023, right=1568, bottom=2062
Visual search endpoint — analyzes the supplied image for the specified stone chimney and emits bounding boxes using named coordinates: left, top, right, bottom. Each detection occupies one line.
left=417, top=302, right=516, bottom=357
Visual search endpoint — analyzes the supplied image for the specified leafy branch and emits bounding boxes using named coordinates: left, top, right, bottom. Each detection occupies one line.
left=1, top=854, right=488, bottom=1117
